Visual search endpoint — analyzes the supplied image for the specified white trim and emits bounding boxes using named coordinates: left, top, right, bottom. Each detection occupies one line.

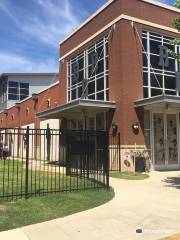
left=59, top=0, right=115, bottom=45
left=0, top=73, right=58, bottom=77
left=141, top=0, right=180, bottom=13
left=60, top=14, right=179, bottom=61
left=59, top=0, right=179, bottom=46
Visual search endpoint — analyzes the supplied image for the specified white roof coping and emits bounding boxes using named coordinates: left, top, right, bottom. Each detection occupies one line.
left=59, top=0, right=179, bottom=46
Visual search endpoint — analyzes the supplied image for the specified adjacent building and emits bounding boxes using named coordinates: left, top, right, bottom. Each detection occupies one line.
left=0, top=73, right=58, bottom=111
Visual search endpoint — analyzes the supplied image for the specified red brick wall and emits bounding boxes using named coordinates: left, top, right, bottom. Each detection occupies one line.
left=0, top=83, right=60, bottom=129
left=58, top=0, right=179, bottom=146
left=60, top=0, right=179, bottom=56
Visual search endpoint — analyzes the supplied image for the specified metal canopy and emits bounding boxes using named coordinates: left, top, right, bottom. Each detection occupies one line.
left=36, top=99, right=116, bottom=119
left=135, top=95, right=180, bottom=109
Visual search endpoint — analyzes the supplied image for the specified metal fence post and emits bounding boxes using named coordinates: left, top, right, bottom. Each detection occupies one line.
left=25, top=126, right=29, bottom=199
left=105, top=132, right=109, bottom=188
left=46, top=124, right=51, bottom=161
left=118, top=133, right=121, bottom=172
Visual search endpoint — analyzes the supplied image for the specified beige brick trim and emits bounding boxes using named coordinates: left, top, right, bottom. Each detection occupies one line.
left=60, top=0, right=179, bottom=46
left=60, top=14, right=179, bottom=60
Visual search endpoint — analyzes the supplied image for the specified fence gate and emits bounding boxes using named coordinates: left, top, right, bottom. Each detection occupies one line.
left=66, top=131, right=109, bottom=186
left=0, top=128, right=109, bottom=200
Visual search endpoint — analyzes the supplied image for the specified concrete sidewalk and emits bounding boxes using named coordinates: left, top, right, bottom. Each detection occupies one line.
left=0, top=171, right=180, bottom=240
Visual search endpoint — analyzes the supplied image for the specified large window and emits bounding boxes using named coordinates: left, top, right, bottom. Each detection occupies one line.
left=8, top=81, right=29, bottom=101
left=68, top=36, right=109, bottom=102
left=142, top=31, right=180, bottom=98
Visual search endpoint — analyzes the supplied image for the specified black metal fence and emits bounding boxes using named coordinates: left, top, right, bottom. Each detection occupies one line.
left=0, top=128, right=109, bottom=200
left=109, top=133, right=121, bottom=171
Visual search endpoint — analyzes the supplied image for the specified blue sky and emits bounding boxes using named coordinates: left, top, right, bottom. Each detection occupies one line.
left=0, top=0, right=176, bottom=73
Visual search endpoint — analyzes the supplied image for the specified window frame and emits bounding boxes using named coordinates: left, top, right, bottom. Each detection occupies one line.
left=67, top=35, right=109, bottom=102
left=142, top=30, right=180, bottom=99
left=7, top=81, right=29, bottom=101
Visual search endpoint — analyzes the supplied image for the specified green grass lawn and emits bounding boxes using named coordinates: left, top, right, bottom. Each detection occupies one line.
left=0, top=188, right=114, bottom=232
left=0, top=158, right=105, bottom=198
left=110, top=171, right=149, bottom=180
left=0, top=158, right=114, bottom=232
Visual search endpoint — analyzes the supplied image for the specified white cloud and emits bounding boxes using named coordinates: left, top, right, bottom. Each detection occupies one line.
left=0, top=53, right=58, bottom=73
left=0, top=0, right=83, bottom=47
left=0, top=0, right=84, bottom=72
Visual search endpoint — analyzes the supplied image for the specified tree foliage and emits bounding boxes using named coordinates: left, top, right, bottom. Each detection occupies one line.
left=168, top=0, right=180, bottom=62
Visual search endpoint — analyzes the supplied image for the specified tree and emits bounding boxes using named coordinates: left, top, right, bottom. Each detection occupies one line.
left=168, top=0, right=180, bottom=62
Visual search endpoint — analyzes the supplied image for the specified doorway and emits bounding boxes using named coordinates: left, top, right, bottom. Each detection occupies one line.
left=153, top=112, right=179, bottom=170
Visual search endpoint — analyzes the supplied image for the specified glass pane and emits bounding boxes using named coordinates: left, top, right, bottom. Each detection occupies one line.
left=97, top=77, right=104, bottom=91
left=144, top=87, right=148, bottom=98
left=164, top=59, right=175, bottom=72
left=96, top=113, right=104, bottom=130
left=97, top=92, right=104, bottom=100
left=20, top=95, right=28, bottom=101
left=20, top=83, right=29, bottom=89
left=88, top=117, right=95, bottom=130
left=150, top=55, right=163, bottom=70
left=144, top=111, right=151, bottom=151
left=164, top=75, right=176, bottom=90
left=153, top=113, right=165, bottom=165
left=9, top=81, right=18, bottom=88
left=143, top=72, right=148, bottom=86
left=167, top=114, right=178, bottom=164
left=151, top=88, right=162, bottom=97
left=9, top=88, right=18, bottom=94
left=20, top=89, right=29, bottom=95
left=77, top=119, right=83, bottom=130
left=150, top=74, right=163, bottom=88
left=142, top=38, right=147, bottom=52
left=88, top=81, right=95, bottom=94
left=8, top=94, right=18, bottom=100
left=150, top=40, right=161, bottom=54
left=70, top=119, right=77, bottom=130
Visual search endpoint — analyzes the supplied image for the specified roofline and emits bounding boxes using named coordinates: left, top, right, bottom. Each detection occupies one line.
left=142, top=0, right=180, bottom=13
left=60, top=14, right=179, bottom=60
left=36, top=99, right=116, bottom=118
left=19, top=81, right=59, bottom=104
left=59, top=0, right=115, bottom=45
left=0, top=73, right=59, bottom=77
left=59, top=0, right=180, bottom=46
left=135, top=95, right=180, bottom=107
left=0, top=81, right=59, bottom=113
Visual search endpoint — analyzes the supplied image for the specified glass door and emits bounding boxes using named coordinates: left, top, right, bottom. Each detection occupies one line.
left=153, top=113, right=165, bottom=166
left=167, top=114, right=178, bottom=165
left=153, top=112, right=179, bottom=168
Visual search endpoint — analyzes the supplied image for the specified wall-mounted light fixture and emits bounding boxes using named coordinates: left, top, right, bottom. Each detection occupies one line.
left=3, top=109, right=8, bottom=115
left=32, top=93, right=38, bottom=101
left=132, top=122, right=139, bottom=130
left=132, top=122, right=139, bottom=135
left=15, top=102, right=20, bottom=109
left=11, top=114, right=15, bottom=120
left=26, top=107, right=30, bottom=115
left=46, top=99, right=51, bottom=108
left=112, top=122, right=118, bottom=135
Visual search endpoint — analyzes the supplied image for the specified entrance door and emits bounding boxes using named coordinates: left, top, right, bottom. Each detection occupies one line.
left=153, top=112, right=179, bottom=169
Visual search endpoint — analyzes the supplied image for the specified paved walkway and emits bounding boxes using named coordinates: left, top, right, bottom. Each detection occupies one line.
left=1, top=171, right=180, bottom=240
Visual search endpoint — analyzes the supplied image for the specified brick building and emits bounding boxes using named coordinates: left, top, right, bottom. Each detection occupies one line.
left=0, top=0, right=180, bottom=171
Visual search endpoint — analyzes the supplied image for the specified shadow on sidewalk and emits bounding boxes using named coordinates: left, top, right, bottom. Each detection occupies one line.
left=162, top=175, right=180, bottom=189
